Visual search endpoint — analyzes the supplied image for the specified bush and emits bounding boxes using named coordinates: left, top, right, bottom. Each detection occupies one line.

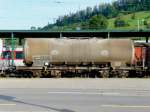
left=114, top=17, right=129, bottom=27
left=89, top=15, right=108, bottom=29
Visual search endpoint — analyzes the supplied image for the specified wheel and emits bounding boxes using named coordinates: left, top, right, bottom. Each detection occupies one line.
left=32, top=70, right=42, bottom=78
left=100, top=70, right=109, bottom=78
left=119, top=71, right=129, bottom=78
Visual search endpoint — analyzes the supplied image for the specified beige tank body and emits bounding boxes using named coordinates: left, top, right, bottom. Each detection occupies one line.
left=24, top=38, right=134, bottom=65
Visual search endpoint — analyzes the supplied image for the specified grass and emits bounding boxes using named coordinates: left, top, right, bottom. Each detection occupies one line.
left=108, top=11, right=150, bottom=30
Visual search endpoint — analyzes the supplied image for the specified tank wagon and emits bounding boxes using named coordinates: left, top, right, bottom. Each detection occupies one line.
left=13, top=38, right=135, bottom=78
left=1, top=38, right=150, bottom=78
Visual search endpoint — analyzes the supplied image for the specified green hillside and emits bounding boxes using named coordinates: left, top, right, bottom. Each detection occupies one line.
left=42, top=0, right=150, bottom=31
left=108, top=11, right=150, bottom=30
left=44, top=11, right=150, bottom=31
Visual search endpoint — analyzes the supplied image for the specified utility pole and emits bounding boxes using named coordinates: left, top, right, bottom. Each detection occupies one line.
left=11, top=33, right=14, bottom=66
left=107, top=32, right=110, bottom=39
left=137, top=19, right=145, bottom=31
left=137, top=19, right=140, bottom=31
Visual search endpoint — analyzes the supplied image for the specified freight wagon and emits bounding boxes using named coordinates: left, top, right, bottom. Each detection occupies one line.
left=0, top=38, right=150, bottom=78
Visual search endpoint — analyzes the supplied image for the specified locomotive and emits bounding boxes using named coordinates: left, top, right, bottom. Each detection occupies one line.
left=0, top=38, right=150, bottom=78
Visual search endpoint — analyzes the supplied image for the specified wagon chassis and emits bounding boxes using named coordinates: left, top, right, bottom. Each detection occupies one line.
left=4, top=66, right=147, bottom=78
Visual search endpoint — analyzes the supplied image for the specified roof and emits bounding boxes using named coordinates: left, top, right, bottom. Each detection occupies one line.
left=0, top=30, right=150, bottom=38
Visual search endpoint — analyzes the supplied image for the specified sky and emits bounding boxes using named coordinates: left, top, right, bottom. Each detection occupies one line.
left=0, top=0, right=116, bottom=30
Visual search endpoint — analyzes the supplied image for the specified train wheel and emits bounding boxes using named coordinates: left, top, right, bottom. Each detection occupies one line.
left=41, top=71, right=50, bottom=78
left=109, top=70, right=122, bottom=78
left=55, top=71, right=61, bottom=78
left=32, top=70, right=42, bottom=78
left=101, top=70, right=109, bottom=78
left=50, top=70, right=61, bottom=78
left=119, top=71, right=129, bottom=78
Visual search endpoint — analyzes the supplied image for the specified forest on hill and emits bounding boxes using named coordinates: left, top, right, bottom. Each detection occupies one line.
left=42, top=0, right=150, bottom=31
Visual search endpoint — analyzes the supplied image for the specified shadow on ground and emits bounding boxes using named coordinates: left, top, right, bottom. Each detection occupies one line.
left=0, top=95, right=75, bottom=112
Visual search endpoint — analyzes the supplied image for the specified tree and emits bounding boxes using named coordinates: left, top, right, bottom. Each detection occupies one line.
left=102, top=4, right=118, bottom=18
left=89, top=15, right=108, bottom=29
left=146, top=21, right=150, bottom=29
left=92, top=5, right=99, bottom=16
left=131, top=13, right=136, bottom=19
left=81, top=22, right=89, bottom=30
left=30, top=26, right=36, bottom=30
left=114, top=17, right=129, bottom=27
left=85, top=7, right=93, bottom=19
